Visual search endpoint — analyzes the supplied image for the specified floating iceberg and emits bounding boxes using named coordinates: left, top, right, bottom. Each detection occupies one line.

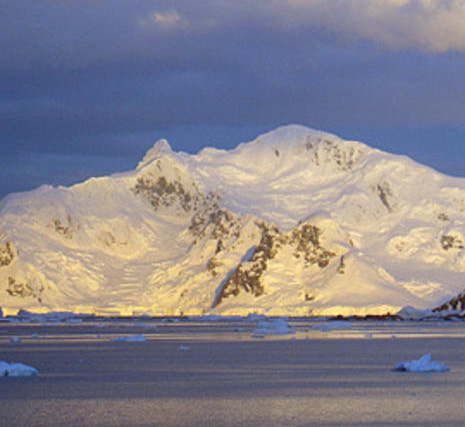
left=312, top=321, right=352, bottom=332
left=111, top=334, right=146, bottom=342
left=135, top=322, right=157, bottom=329
left=394, top=354, right=449, bottom=372
left=0, top=361, right=38, bottom=378
left=252, top=318, right=295, bottom=336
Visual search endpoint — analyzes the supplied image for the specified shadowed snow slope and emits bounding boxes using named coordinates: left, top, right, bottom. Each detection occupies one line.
left=2, top=124, right=465, bottom=316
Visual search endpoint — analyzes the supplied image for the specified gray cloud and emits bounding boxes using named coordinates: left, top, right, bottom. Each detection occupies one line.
left=1, top=0, right=465, bottom=197
left=135, top=1, right=465, bottom=53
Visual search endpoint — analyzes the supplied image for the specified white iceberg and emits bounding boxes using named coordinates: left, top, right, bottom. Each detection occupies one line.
left=111, top=334, right=146, bottom=342
left=0, top=361, right=38, bottom=378
left=312, top=321, right=353, bottom=332
left=394, top=354, right=449, bottom=372
left=135, top=322, right=157, bottom=329
left=252, top=318, right=295, bottom=336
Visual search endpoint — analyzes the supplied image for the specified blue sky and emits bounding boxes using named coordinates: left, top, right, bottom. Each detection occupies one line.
left=1, top=0, right=465, bottom=197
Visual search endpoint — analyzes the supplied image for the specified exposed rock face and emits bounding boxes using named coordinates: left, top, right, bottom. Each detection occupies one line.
left=440, top=234, right=464, bottom=251
left=433, top=291, right=465, bottom=313
left=213, top=223, right=278, bottom=306
left=6, top=277, right=43, bottom=303
left=290, top=224, right=335, bottom=267
left=188, top=193, right=230, bottom=239
left=306, top=137, right=364, bottom=171
left=52, top=215, right=76, bottom=239
left=376, top=181, right=394, bottom=212
left=133, top=175, right=201, bottom=213
left=0, top=241, right=15, bottom=267
left=213, top=221, right=337, bottom=306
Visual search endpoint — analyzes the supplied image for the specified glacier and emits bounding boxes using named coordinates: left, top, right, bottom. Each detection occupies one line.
left=1, top=124, right=465, bottom=317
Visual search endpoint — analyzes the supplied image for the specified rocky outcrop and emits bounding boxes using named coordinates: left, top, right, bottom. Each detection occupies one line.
left=433, top=290, right=465, bottom=313
left=213, top=221, right=337, bottom=307
left=440, top=234, right=464, bottom=251
left=306, top=137, right=364, bottom=171
left=213, top=223, right=278, bottom=306
left=0, top=240, right=15, bottom=267
left=6, top=277, right=43, bottom=303
left=376, top=181, right=394, bottom=212
left=289, top=224, right=335, bottom=267
left=52, top=215, right=76, bottom=239
left=132, top=175, right=201, bottom=212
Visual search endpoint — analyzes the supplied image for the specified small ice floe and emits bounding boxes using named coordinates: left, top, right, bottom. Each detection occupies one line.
left=135, top=322, right=157, bottom=329
left=31, top=333, right=39, bottom=339
left=178, top=345, right=190, bottom=351
left=394, top=354, right=449, bottom=373
left=111, top=334, right=146, bottom=342
left=65, top=318, right=83, bottom=324
left=364, top=333, right=373, bottom=339
left=162, top=318, right=180, bottom=323
left=197, top=315, right=224, bottom=322
left=252, top=318, right=295, bottom=337
left=10, top=336, right=21, bottom=344
left=244, top=313, right=267, bottom=323
left=312, top=321, right=352, bottom=333
left=14, top=310, right=89, bottom=324
left=0, top=361, right=38, bottom=378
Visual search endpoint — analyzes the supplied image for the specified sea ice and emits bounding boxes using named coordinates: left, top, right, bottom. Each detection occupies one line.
left=394, top=354, right=449, bottom=372
left=111, top=334, right=146, bottom=342
left=252, top=318, right=295, bottom=336
left=0, top=361, right=38, bottom=378
left=312, top=321, right=352, bottom=332
left=244, top=313, right=267, bottom=323
left=66, top=318, right=83, bottom=324
left=178, top=345, right=190, bottom=351
left=162, top=318, right=180, bottom=323
left=135, top=322, right=157, bottom=329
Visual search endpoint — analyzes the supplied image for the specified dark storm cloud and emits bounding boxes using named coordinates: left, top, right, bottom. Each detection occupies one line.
left=1, top=0, right=465, bottom=196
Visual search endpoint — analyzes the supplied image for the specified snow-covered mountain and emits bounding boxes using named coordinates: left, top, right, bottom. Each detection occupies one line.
left=2, top=124, right=465, bottom=317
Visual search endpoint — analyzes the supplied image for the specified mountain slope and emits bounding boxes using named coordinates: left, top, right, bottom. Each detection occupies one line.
left=1, top=124, right=465, bottom=316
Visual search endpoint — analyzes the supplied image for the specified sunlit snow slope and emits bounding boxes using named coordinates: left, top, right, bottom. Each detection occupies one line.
left=2, top=124, right=465, bottom=316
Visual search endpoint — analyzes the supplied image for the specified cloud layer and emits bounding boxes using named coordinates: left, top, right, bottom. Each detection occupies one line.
left=1, top=0, right=465, bottom=196
left=139, top=1, right=465, bottom=53
left=279, top=0, right=465, bottom=53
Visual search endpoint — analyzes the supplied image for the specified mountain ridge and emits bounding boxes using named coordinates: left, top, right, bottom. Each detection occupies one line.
left=1, top=124, right=465, bottom=317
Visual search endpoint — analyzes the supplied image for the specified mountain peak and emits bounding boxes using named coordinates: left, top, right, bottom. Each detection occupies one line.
left=137, top=139, right=173, bottom=170
left=252, top=124, right=326, bottom=145
left=207, top=124, right=369, bottom=176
